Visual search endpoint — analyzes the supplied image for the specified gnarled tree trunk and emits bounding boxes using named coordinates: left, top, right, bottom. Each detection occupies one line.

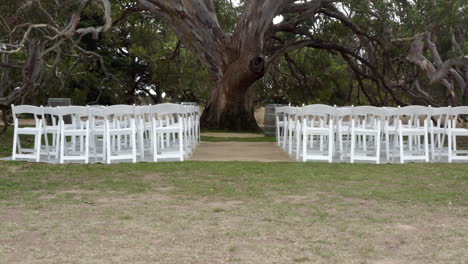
left=137, top=0, right=289, bottom=131
left=202, top=52, right=265, bottom=131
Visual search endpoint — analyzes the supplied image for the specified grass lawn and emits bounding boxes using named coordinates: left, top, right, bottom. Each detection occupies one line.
left=0, top=126, right=467, bottom=263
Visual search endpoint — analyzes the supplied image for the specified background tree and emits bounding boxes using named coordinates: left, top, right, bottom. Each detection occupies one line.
left=1, top=0, right=467, bottom=132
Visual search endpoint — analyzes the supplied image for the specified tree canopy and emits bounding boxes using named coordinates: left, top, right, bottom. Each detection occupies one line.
left=1, top=0, right=467, bottom=130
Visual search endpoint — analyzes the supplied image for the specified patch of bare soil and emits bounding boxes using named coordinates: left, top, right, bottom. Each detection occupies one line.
left=189, top=142, right=293, bottom=162
left=201, top=132, right=264, bottom=138
left=0, top=190, right=466, bottom=264
left=0, top=119, right=35, bottom=126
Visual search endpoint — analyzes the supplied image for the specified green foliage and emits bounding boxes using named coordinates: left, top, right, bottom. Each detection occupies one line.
left=2, top=0, right=467, bottom=109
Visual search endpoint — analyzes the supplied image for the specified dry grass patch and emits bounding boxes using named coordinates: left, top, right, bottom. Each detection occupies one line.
left=0, top=161, right=467, bottom=263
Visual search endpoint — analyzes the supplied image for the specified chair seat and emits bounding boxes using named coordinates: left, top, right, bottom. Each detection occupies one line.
left=400, top=128, right=427, bottom=134
left=62, top=129, right=88, bottom=135
left=449, top=128, right=468, bottom=135
left=155, top=125, right=182, bottom=132
left=352, top=128, right=380, bottom=134
left=16, top=127, right=41, bottom=134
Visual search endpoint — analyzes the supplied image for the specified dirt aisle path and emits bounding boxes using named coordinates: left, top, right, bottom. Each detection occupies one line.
left=200, top=132, right=263, bottom=138
left=189, top=142, right=293, bottom=162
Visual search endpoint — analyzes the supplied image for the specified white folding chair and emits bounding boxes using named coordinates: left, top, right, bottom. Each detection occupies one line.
left=182, top=106, right=194, bottom=158
left=152, top=103, right=185, bottom=161
left=447, top=106, right=468, bottom=163
left=194, top=106, right=201, bottom=145
left=41, top=106, right=60, bottom=161
left=57, top=106, right=90, bottom=164
left=281, top=107, right=292, bottom=151
left=275, top=106, right=287, bottom=147
left=396, top=106, right=430, bottom=163
left=335, top=106, right=352, bottom=161
left=429, top=106, right=450, bottom=161
left=103, top=105, right=137, bottom=164
left=293, top=107, right=304, bottom=161
left=349, top=106, right=383, bottom=164
left=287, top=107, right=301, bottom=157
left=88, top=107, right=106, bottom=163
left=301, top=105, right=336, bottom=163
left=11, top=105, right=43, bottom=162
left=135, top=105, right=153, bottom=161
left=382, top=107, right=399, bottom=162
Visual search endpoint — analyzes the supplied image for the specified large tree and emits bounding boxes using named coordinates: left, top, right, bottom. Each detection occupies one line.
left=136, top=0, right=337, bottom=130
left=135, top=0, right=468, bottom=130
left=1, top=0, right=467, bottom=131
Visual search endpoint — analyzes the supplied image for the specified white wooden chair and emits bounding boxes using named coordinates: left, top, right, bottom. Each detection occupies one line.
left=275, top=106, right=287, bottom=147
left=88, top=106, right=106, bottom=163
left=396, top=106, right=430, bottom=163
left=447, top=106, right=468, bottom=163
left=41, top=106, right=60, bottom=161
left=301, top=104, right=336, bottom=163
left=287, top=107, right=301, bottom=157
left=382, top=107, right=399, bottom=162
left=135, top=105, right=153, bottom=161
left=429, top=106, right=450, bottom=161
left=103, top=105, right=136, bottom=164
left=350, top=106, right=383, bottom=164
left=11, top=105, right=43, bottom=162
left=293, top=107, right=304, bottom=161
left=57, top=106, right=90, bottom=164
left=152, top=103, right=185, bottom=161
left=182, top=106, right=194, bottom=158
left=189, top=105, right=201, bottom=151
left=194, top=106, right=201, bottom=145
left=335, top=106, right=352, bottom=161
left=281, top=107, right=292, bottom=151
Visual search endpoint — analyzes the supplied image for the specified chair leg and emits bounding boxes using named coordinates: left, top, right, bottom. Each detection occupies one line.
left=302, top=132, right=307, bottom=162
left=179, top=128, right=184, bottom=162
left=54, top=132, right=60, bottom=161
left=92, top=134, right=97, bottom=162
left=44, top=131, right=50, bottom=159
left=60, top=131, right=65, bottom=164
left=399, top=131, right=404, bottom=164
left=319, top=135, right=324, bottom=151
left=153, top=132, right=158, bottom=162
left=12, top=127, right=18, bottom=160
left=376, top=133, right=381, bottom=164
left=385, top=131, right=390, bottom=161
left=328, top=131, right=333, bottom=163
left=139, top=124, right=145, bottom=161
left=132, top=131, right=137, bottom=164
left=339, top=130, right=344, bottom=160
left=431, top=131, right=435, bottom=160
left=85, top=128, right=90, bottom=164
left=295, top=129, right=301, bottom=161
left=424, top=131, right=429, bottom=163
left=35, top=131, right=41, bottom=162
left=448, top=131, right=452, bottom=163
left=80, top=135, right=84, bottom=153
left=350, top=131, right=355, bottom=164
left=276, top=124, right=280, bottom=146
left=408, top=134, right=413, bottom=153
left=106, top=131, right=111, bottom=165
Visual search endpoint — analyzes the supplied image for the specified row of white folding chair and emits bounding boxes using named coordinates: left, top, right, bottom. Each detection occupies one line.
left=277, top=105, right=416, bottom=163
left=447, top=106, right=468, bottom=162
left=11, top=104, right=200, bottom=164
left=276, top=105, right=468, bottom=163
left=83, top=104, right=200, bottom=163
